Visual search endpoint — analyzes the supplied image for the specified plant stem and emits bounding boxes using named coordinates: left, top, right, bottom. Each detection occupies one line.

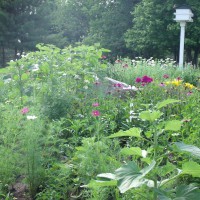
left=153, top=124, right=158, bottom=200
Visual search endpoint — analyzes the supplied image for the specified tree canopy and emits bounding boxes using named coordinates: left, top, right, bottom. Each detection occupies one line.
left=1, top=0, right=200, bottom=67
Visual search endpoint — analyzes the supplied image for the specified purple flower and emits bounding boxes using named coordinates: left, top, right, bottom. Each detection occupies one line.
left=135, top=77, right=142, bottom=83
left=114, top=83, right=123, bottom=87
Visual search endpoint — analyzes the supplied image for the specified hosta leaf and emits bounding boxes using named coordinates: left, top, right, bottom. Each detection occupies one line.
left=87, top=179, right=117, bottom=188
left=139, top=110, right=163, bottom=122
left=97, top=173, right=116, bottom=180
left=174, top=142, right=200, bottom=158
left=115, top=160, right=156, bottom=193
left=165, top=120, right=182, bottom=131
left=108, top=128, right=141, bottom=138
left=182, top=161, right=200, bottom=177
left=156, top=99, right=180, bottom=109
left=121, top=147, right=142, bottom=157
left=174, top=184, right=200, bottom=200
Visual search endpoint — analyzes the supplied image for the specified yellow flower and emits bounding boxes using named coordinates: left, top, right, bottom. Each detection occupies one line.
left=171, top=79, right=182, bottom=86
left=184, top=83, right=195, bottom=89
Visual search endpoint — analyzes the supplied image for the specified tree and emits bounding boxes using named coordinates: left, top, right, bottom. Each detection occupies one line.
left=125, top=0, right=200, bottom=65
left=83, top=0, right=140, bottom=58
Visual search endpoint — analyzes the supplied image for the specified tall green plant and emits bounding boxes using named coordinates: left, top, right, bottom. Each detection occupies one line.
left=88, top=99, right=200, bottom=199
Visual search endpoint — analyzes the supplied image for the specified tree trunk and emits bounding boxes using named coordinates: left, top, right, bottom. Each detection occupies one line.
left=193, top=48, right=199, bottom=68
left=186, top=48, right=192, bottom=63
left=15, top=46, right=18, bottom=59
left=1, top=42, right=5, bottom=68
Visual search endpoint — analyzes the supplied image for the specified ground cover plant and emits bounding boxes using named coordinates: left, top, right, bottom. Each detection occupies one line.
left=0, top=44, right=200, bottom=200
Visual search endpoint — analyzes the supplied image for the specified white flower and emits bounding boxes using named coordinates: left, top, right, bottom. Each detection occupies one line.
left=4, top=78, right=12, bottom=84
left=27, top=115, right=37, bottom=120
left=141, top=150, right=148, bottom=158
left=84, top=80, right=90, bottom=83
left=83, top=86, right=88, bottom=90
left=74, top=75, right=80, bottom=80
left=130, top=103, right=134, bottom=107
left=31, top=64, right=39, bottom=72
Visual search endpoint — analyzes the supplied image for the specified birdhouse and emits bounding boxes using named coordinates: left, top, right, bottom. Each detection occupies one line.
left=174, top=5, right=194, bottom=22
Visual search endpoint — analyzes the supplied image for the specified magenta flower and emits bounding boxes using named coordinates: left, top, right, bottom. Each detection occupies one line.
left=92, top=110, right=100, bottom=117
left=177, top=77, right=181, bottom=81
left=141, top=75, right=153, bottom=83
left=21, top=107, right=29, bottom=114
left=135, top=77, right=142, bottom=83
left=92, top=102, right=99, bottom=107
left=163, top=74, right=169, bottom=79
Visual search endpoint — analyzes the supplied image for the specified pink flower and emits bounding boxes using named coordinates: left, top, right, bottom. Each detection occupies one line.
left=92, top=102, right=99, bottom=107
left=21, top=107, right=29, bottom=114
left=187, top=91, right=193, bottom=96
left=115, top=59, right=121, bottom=63
left=135, top=77, right=141, bottom=83
left=101, top=55, right=107, bottom=59
left=159, top=82, right=165, bottom=87
left=163, top=74, right=169, bottom=79
left=123, top=64, right=129, bottom=68
left=92, top=110, right=100, bottom=117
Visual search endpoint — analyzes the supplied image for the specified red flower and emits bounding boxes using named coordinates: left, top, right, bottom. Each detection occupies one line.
left=92, top=110, right=100, bottom=117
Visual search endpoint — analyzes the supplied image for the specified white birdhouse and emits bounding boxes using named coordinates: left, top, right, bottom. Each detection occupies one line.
left=174, top=5, right=194, bottom=22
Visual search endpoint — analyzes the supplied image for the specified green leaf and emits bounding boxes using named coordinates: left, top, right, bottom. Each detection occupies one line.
left=87, top=179, right=117, bottom=188
left=165, top=120, right=182, bottom=131
left=174, top=184, right=200, bottom=200
left=97, top=173, right=116, bottom=180
left=182, top=161, right=200, bottom=177
left=115, top=160, right=156, bottom=193
left=108, top=128, right=141, bottom=139
left=121, top=147, right=142, bottom=157
left=174, top=142, right=200, bottom=159
left=21, top=73, right=29, bottom=80
left=156, top=99, right=180, bottom=109
left=139, top=110, right=163, bottom=122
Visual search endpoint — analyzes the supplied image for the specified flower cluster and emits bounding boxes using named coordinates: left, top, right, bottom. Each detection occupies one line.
left=184, top=83, right=195, bottom=89
left=135, top=75, right=153, bottom=86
